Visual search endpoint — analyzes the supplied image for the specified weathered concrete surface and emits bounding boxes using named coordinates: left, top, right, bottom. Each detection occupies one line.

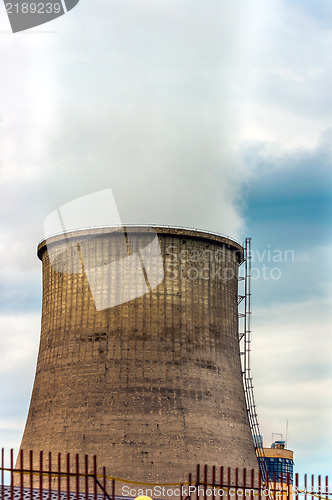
left=19, top=226, right=258, bottom=484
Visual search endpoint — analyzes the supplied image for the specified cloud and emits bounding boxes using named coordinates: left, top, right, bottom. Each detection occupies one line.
left=40, top=0, right=250, bottom=238
left=237, top=0, right=332, bottom=149
left=237, top=132, right=332, bottom=311
left=0, top=313, right=39, bottom=454
left=0, top=313, right=39, bottom=377
left=242, top=129, right=332, bottom=243
left=251, top=298, right=332, bottom=474
left=0, top=0, right=255, bottom=279
left=0, top=0, right=331, bottom=478
left=0, top=0, right=251, bottom=457
left=0, top=267, right=41, bottom=312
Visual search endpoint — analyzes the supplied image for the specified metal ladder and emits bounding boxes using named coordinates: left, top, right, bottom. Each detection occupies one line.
left=238, top=238, right=268, bottom=481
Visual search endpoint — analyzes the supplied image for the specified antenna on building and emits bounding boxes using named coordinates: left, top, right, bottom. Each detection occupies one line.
left=272, top=432, right=283, bottom=443
left=286, top=420, right=288, bottom=448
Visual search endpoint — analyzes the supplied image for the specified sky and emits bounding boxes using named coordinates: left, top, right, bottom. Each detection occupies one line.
left=0, top=0, right=331, bottom=479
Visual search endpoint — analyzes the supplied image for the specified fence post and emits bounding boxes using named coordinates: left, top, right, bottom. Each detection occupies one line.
left=196, top=464, right=200, bottom=500
left=295, top=473, right=299, bottom=500
left=85, top=454, right=89, bottom=500
left=76, top=454, right=80, bottom=500
left=212, top=465, right=216, bottom=500
left=204, top=464, right=208, bottom=500
left=40, top=450, right=44, bottom=498
left=58, top=452, right=61, bottom=500
left=227, top=467, right=231, bottom=500
left=20, top=449, right=23, bottom=500
left=49, top=451, right=52, bottom=498
left=1, top=448, right=4, bottom=500
left=243, top=468, right=247, bottom=497
left=66, top=453, right=70, bottom=500
left=10, top=448, right=13, bottom=500
left=304, top=474, right=307, bottom=500
left=93, top=455, right=97, bottom=500
left=30, top=450, right=33, bottom=499
left=188, top=472, right=192, bottom=500
left=325, top=476, right=329, bottom=500
left=112, top=477, right=115, bottom=500
left=220, top=467, right=224, bottom=499
left=102, top=466, right=106, bottom=500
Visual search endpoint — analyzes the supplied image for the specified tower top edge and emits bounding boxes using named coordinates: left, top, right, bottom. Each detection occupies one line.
left=37, top=224, right=244, bottom=261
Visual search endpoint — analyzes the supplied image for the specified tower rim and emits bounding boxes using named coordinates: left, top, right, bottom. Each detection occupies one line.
left=37, top=224, right=244, bottom=262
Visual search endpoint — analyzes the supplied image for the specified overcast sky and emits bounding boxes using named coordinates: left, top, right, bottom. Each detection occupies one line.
left=0, top=0, right=331, bottom=478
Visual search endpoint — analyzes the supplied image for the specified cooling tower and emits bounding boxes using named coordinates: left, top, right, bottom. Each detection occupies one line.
left=19, top=226, right=258, bottom=483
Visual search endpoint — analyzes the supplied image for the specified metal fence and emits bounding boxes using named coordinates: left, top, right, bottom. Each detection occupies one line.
left=0, top=450, right=330, bottom=500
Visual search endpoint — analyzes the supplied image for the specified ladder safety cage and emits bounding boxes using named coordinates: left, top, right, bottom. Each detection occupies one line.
left=238, top=237, right=268, bottom=481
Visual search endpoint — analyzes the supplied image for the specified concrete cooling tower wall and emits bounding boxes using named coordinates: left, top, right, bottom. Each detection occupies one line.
left=19, top=226, right=258, bottom=484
